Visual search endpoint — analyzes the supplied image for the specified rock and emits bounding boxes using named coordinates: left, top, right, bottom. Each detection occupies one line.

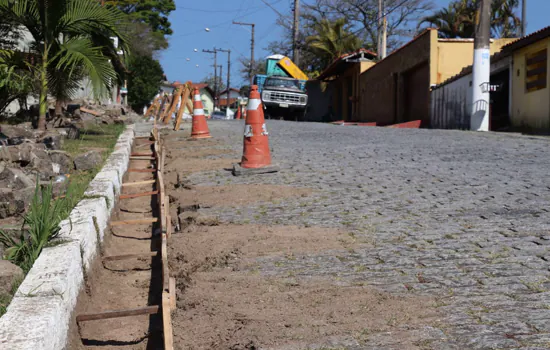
left=66, top=125, right=80, bottom=140
left=0, top=168, right=35, bottom=190
left=0, top=260, right=23, bottom=295
left=29, top=157, right=56, bottom=180
left=74, top=150, right=102, bottom=171
left=40, top=132, right=64, bottom=150
left=0, top=187, right=33, bottom=218
left=0, top=125, right=34, bottom=140
left=8, top=143, right=47, bottom=165
left=49, top=151, right=73, bottom=174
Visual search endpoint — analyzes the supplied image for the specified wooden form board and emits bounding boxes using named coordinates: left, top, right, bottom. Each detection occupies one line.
left=76, top=305, right=160, bottom=322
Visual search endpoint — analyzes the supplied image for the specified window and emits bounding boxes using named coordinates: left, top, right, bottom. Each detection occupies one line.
left=525, top=48, right=547, bottom=92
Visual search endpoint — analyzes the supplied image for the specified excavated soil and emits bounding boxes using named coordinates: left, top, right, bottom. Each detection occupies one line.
left=69, top=153, right=163, bottom=349
left=172, top=185, right=312, bottom=209
left=163, top=130, right=441, bottom=350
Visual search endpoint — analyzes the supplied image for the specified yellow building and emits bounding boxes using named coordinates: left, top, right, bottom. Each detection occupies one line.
left=504, top=26, right=550, bottom=131
left=358, top=29, right=514, bottom=126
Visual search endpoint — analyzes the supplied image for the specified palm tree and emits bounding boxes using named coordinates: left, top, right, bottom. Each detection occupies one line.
left=305, top=18, right=363, bottom=69
left=0, top=0, right=128, bottom=130
left=419, top=0, right=520, bottom=39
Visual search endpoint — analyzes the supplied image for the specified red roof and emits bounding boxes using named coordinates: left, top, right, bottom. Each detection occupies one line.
left=502, top=25, right=550, bottom=52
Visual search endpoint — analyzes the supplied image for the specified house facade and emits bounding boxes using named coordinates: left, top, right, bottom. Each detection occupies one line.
left=430, top=26, right=550, bottom=132
left=358, top=29, right=515, bottom=127
left=315, top=49, right=377, bottom=122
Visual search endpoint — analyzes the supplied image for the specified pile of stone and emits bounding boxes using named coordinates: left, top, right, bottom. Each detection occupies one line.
left=53, top=100, right=136, bottom=129
left=0, top=124, right=103, bottom=220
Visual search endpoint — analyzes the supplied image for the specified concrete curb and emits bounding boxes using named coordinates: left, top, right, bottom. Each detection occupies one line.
left=0, top=125, right=136, bottom=350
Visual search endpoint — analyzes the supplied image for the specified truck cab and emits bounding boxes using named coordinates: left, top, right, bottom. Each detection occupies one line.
left=254, top=55, right=309, bottom=121
left=261, top=76, right=308, bottom=120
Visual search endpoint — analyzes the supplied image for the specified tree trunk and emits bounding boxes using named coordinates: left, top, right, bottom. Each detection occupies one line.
left=38, top=51, right=48, bottom=130
left=55, top=99, right=63, bottom=117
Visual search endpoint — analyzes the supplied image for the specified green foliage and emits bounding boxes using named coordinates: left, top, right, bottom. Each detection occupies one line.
left=238, top=58, right=267, bottom=82
left=0, top=50, right=34, bottom=114
left=0, top=0, right=129, bottom=129
left=201, top=74, right=226, bottom=93
left=107, top=0, right=176, bottom=50
left=127, top=55, right=164, bottom=113
left=305, top=18, right=362, bottom=70
left=419, top=0, right=521, bottom=38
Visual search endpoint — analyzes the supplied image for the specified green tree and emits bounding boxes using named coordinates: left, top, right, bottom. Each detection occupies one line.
left=238, top=58, right=266, bottom=82
left=0, top=0, right=128, bottom=130
left=202, top=74, right=226, bottom=93
left=127, top=54, right=163, bottom=113
left=305, top=18, right=363, bottom=70
left=419, top=0, right=520, bottom=38
left=107, top=0, right=175, bottom=50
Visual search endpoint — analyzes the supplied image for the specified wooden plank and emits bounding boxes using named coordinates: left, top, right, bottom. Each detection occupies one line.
left=79, top=107, right=102, bottom=117
left=119, top=190, right=159, bottom=199
left=144, top=96, right=160, bottom=118
left=160, top=95, right=173, bottom=123
left=131, top=153, right=154, bottom=157
left=165, top=194, right=171, bottom=240
left=161, top=235, right=169, bottom=291
left=103, top=251, right=158, bottom=261
left=164, top=87, right=182, bottom=124
left=77, top=305, right=160, bottom=322
left=156, top=95, right=169, bottom=121
left=169, top=277, right=176, bottom=311
left=130, top=156, right=156, bottom=161
left=128, top=168, right=156, bottom=173
left=110, top=218, right=158, bottom=226
left=122, top=180, right=156, bottom=187
left=135, top=136, right=152, bottom=140
left=526, top=50, right=547, bottom=66
left=174, top=83, right=191, bottom=130
left=162, top=293, right=174, bottom=350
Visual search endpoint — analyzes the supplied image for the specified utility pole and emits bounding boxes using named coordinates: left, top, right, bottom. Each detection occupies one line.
left=233, top=21, right=255, bottom=86
left=203, top=48, right=218, bottom=108
left=470, top=0, right=492, bottom=132
left=521, top=0, right=527, bottom=37
left=217, top=48, right=231, bottom=112
left=292, top=0, right=300, bottom=65
left=377, top=0, right=387, bottom=59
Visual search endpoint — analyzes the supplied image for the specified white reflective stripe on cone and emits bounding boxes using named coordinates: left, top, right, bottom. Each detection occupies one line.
left=244, top=125, right=253, bottom=137
left=247, top=98, right=261, bottom=111
left=194, top=94, right=201, bottom=101
left=261, top=123, right=268, bottom=135
left=194, top=108, right=205, bottom=115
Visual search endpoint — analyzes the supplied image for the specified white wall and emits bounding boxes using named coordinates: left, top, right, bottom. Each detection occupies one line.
left=431, top=74, right=472, bottom=129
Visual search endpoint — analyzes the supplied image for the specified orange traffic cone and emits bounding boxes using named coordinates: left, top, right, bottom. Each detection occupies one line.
left=191, top=88, right=212, bottom=139
left=232, top=85, right=279, bottom=176
left=235, top=105, right=242, bottom=120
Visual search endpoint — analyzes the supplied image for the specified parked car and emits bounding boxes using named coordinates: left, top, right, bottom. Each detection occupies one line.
left=211, top=109, right=235, bottom=120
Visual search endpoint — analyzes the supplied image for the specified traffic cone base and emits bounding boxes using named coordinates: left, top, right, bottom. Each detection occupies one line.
left=232, top=85, right=278, bottom=176
left=190, top=88, right=212, bottom=139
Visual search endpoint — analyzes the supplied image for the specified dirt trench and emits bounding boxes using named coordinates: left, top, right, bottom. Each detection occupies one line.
left=68, top=143, right=164, bottom=350
left=162, top=128, right=441, bottom=350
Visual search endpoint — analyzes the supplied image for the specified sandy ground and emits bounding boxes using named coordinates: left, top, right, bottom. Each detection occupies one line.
left=70, top=148, right=164, bottom=350
left=163, top=129, right=442, bottom=350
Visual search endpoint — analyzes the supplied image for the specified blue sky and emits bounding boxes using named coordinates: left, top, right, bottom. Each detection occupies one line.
left=160, top=0, right=550, bottom=87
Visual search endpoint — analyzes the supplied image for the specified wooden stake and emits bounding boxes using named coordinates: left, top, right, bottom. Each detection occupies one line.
left=76, top=305, right=160, bottom=323
left=162, top=293, right=174, bottom=350
left=169, top=277, right=177, bottom=311
left=119, top=191, right=158, bottom=199
left=110, top=218, right=158, bottom=226
left=122, top=180, right=156, bottom=187
left=163, top=86, right=182, bottom=124
left=174, top=83, right=192, bottom=130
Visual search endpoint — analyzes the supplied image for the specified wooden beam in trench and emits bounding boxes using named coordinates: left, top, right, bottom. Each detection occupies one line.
left=76, top=305, right=160, bottom=323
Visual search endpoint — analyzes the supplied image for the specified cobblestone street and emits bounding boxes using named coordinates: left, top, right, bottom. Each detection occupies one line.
left=178, top=120, right=550, bottom=349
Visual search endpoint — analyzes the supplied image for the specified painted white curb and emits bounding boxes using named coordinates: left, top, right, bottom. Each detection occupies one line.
left=0, top=124, right=136, bottom=350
